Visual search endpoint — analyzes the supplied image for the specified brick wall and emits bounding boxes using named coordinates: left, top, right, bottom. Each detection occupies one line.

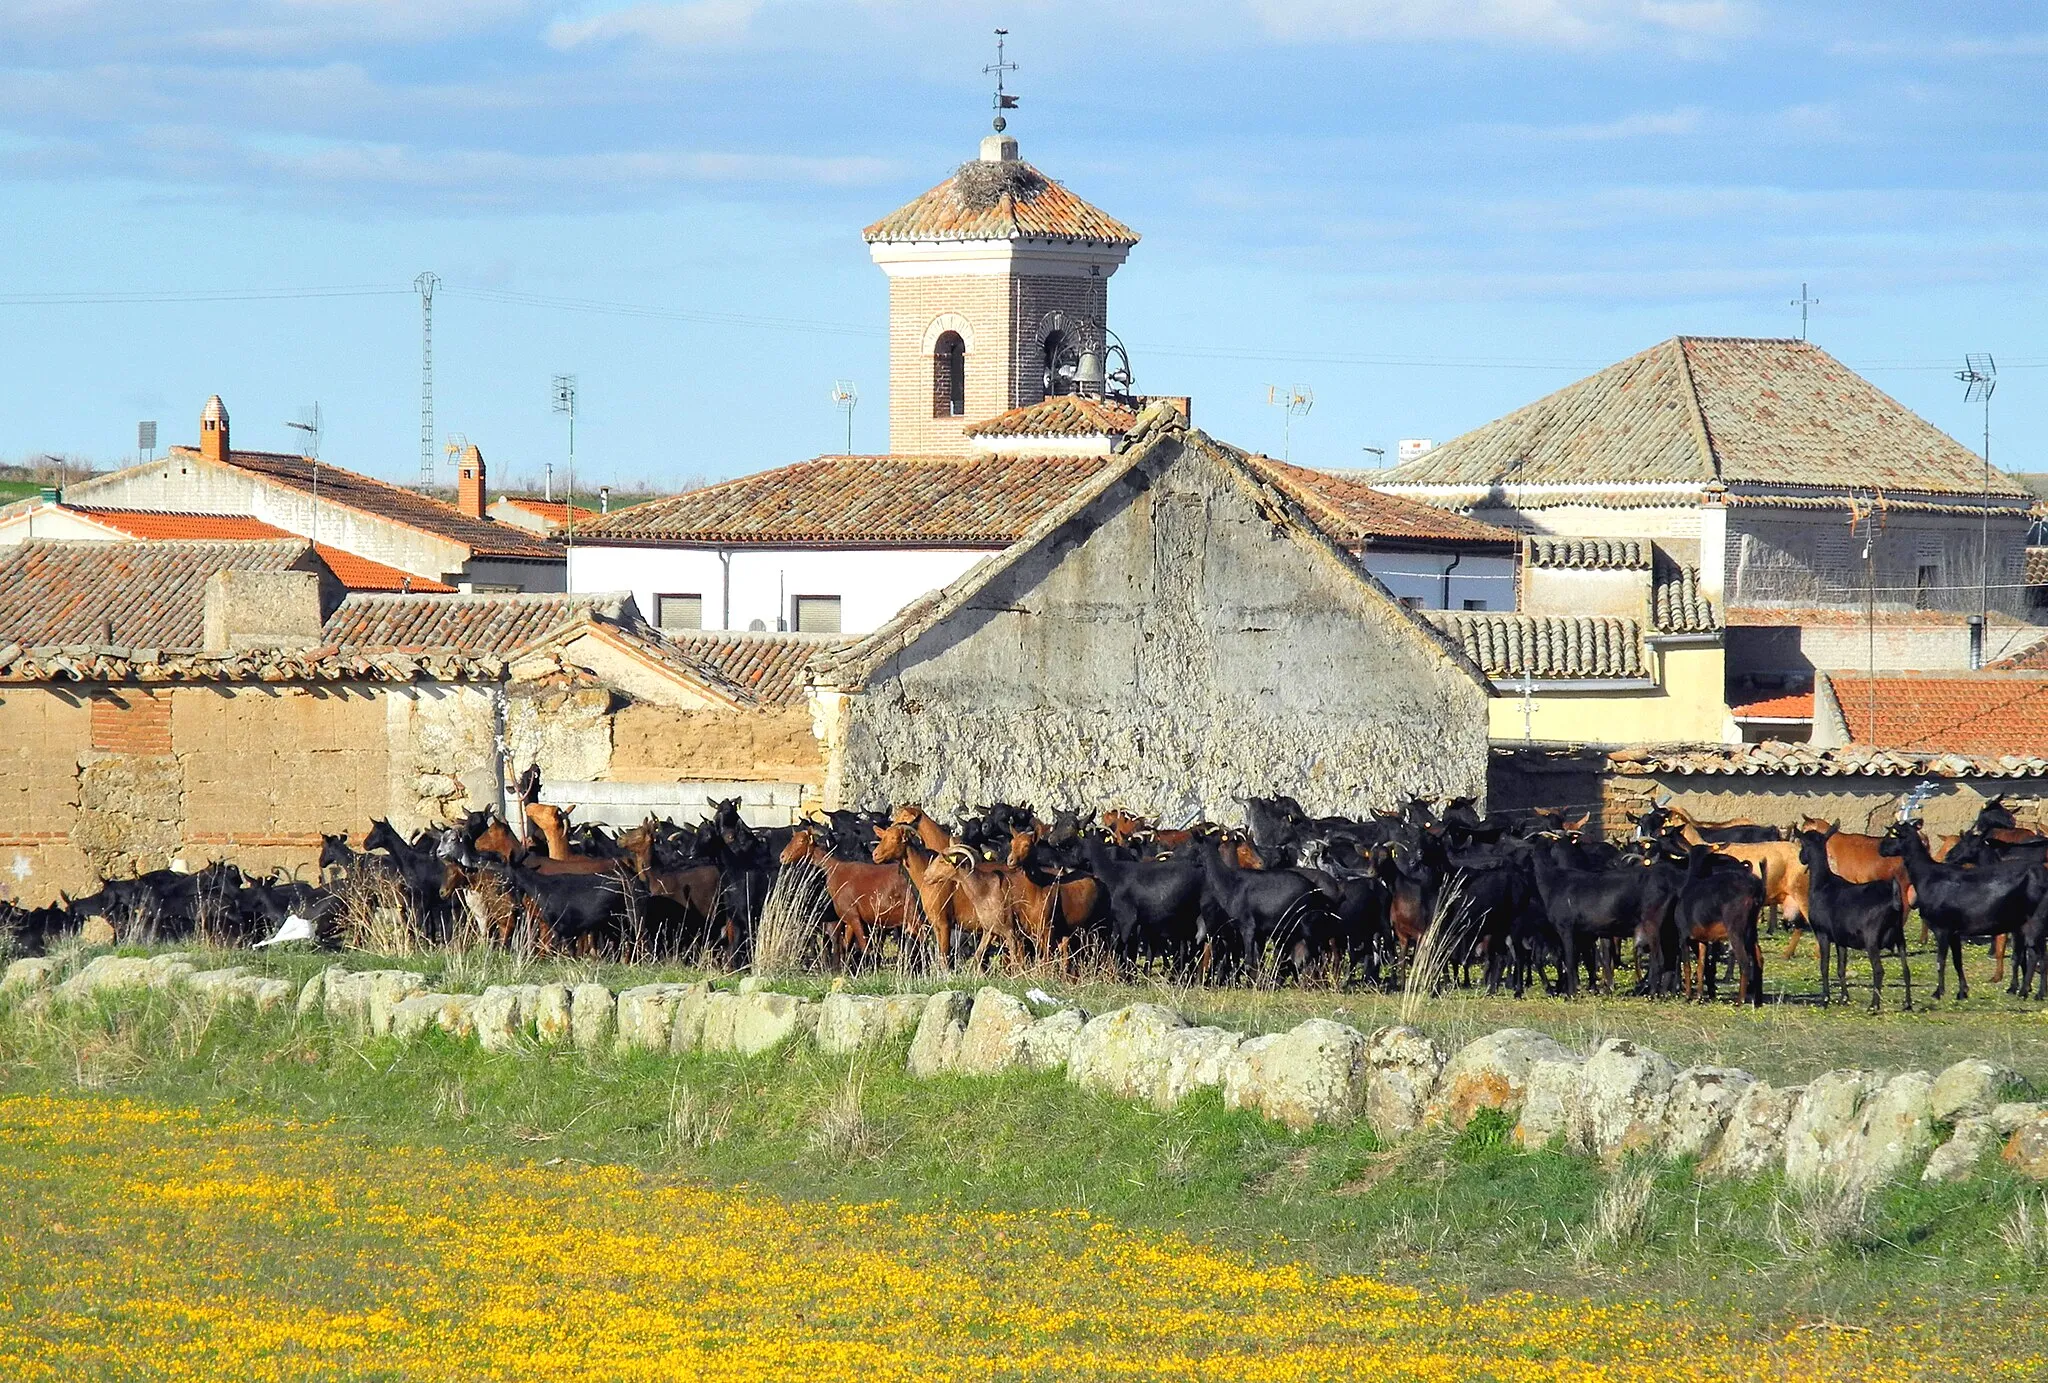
left=886, top=272, right=1111, bottom=454
left=90, top=690, right=172, bottom=755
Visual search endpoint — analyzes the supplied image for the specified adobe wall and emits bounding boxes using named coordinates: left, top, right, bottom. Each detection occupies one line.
left=827, top=436, right=1492, bottom=822
left=0, top=681, right=500, bottom=905
left=609, top=705, right=824, bottom=788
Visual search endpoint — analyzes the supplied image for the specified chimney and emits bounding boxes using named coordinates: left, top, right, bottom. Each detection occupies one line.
left=202, top=569, right=323, bottom=653
left=456, top=443, right=486, bottom=519
left=200, top=395, right=230, bottom=464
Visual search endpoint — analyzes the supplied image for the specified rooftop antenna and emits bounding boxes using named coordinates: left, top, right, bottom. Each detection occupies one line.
left=1361, top=445, right=1386, bottom=469
left=137, top=420, right=156, bottom=465
left=984, top=29, right=1019, bottom=131
left=831, top=380, right=859, bottom=454
left=414, top=271, right=440, bottom=492
left=1958, top=352, right=1997, bottom=632
left=1266, top=384, right=1313, bottom=462
left=1791, top=282, right=1819, bottom=341
left=286, top=403, right=323, bottom=547
left=552, top=373, right=578, bottom=548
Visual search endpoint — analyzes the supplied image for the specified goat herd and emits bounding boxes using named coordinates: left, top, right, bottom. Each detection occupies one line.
left=5, top=785, right=2047, bottom=1010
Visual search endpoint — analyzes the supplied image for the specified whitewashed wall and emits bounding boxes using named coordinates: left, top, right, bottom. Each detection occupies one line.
left=567, top=544, right=997, bottom=634
left=1362, top=551, right=1516, bottom=612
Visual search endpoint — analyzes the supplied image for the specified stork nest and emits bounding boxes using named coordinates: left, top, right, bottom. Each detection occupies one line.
left=953, top=159, right=1047, bottom=211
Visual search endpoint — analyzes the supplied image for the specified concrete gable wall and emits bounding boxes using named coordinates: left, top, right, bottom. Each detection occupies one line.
left=829, top=439, right=1491, bottom=821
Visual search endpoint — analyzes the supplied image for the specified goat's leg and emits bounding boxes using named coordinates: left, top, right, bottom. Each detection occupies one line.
left=1867, top=945, right=1883, bottom=1014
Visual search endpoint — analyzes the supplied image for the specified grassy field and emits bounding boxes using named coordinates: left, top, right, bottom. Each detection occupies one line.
left=3, top=966, right=2048, bottom=1377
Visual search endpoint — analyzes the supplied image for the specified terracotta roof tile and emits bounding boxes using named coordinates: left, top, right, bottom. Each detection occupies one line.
left=312, top=545, right=454, bottom=594
left=574, top=454, right=1113, bottom=546
left=1241, top=459, right=1520, bottom=548
left=2028, top=546, right=2048, bottom=586
left=1605, top=741, right=2048, bottom=780
left=1425, top=612, right=1647, bottom=680
left=1650, top=556, right=1720, bottom=633
left=1729, top=690, right=1815, bottom=720
left=1827, top=671, right=2048, bottom=756
left=1527, top=537, right=1648, bottom=570
left=322, top=593, right=630, bottom=656
left=654, top=631, right=845, bottom=708
left=67, top=508, right=293, bottom=541
left=169, top=446, right=562, bottom=560
left=0, top=539, right=315, bottom=650
left=963, top=396, right=1138, bottom=439
left=863, top=159, right=1138, bottom=246
left=1381, top=337, right=2029, bottom=499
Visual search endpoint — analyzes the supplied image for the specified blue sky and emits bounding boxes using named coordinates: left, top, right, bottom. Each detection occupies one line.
left=2, top=0, right=2044, bottom=491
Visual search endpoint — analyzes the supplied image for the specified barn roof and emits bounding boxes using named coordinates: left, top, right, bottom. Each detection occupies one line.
left=808, top=406, right=1490, bottom=693
left=1379, top=337, right=2028, bottom=500
left=0, top=539, right=318, bottom=650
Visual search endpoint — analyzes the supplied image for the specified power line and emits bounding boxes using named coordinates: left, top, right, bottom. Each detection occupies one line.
left=0, top=286, right=408, bottom=305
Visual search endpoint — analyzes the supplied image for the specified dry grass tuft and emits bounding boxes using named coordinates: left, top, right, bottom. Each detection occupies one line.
left=1770, top=1173, right=1875, bottom=1259
left=1998, top=1195, right=2048, bottom=1269
left=808, top=1067, right=878, bottom=1163
left=661, top=1079, right=733, bottom=1159
left=752, top=862, right=832, bottom=980
left=335, top=872, right=427, bottom=957
left=1563, top=1166, right=1656, bottom=1268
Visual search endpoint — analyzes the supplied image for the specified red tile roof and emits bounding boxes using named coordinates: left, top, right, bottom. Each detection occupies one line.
left=490, top=497, right=592, bottom=532
left=1828, top=672, right=2048, bottom=756
left=656, top=631, right=845, bottom=708
left=1382, top=337, right=2029, bottom=499
left=1730, top=691, right=1815, bottom=720
left=0, top=539, right=315, bottom=650
left=67, top=508, right=292, bottom=541
left=964, top=396, right=1138, bottom=439
left=864, top=159, right=1138, bottom=246
left=312, top=545, right=454, bottom=594
left=322, top=593, right=629, bottom=656
left=168, top=446, right=562, bottom=560
left=574, top=454, right=1113, bottom=546
left=1246, top=458, right=1520, bottom=548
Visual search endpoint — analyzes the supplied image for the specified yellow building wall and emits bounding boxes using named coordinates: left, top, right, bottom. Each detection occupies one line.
left=1486, top=642, right=1731, bottom=746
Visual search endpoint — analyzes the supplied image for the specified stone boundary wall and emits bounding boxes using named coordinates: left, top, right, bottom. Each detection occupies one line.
left=8, top=953, right=2048, bottom=1190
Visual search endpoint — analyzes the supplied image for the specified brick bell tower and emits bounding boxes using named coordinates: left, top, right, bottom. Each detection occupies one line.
left=863, top=106, right=1139, bottom=455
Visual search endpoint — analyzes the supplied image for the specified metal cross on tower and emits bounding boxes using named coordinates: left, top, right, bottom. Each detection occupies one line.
left=1790, top=282, right=1819, bottom=341
left=984, top=29, right=1019, bottom=131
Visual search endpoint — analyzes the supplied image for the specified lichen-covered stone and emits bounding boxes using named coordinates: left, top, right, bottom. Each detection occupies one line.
left=534, top=984, right=573, bottom=1044
left=570, top=982, right=614, bottom=1052
left=390, top=993, right=477, bottom=1041
left=1155, top=1025, right=1244, bottom=1109
left=1993, top=1102, right=2047, bottom=1137
left=1932, top=1059, right=2023, bottom=1124
left=1923, top=1116, right=2000, bottom=1184
left=1849, top=1070, right=1936, bottom=1187
left=1364, top=1025, right=1446, bottom=1141
left=907, top=991, right=974, bottom=1078
left=615, top=983, right=691, bottom=1053
left=1660, top=1067, right=1755, bottom=1163
left=1426, top=1028, right=1574, bottom=1129
left=293, top=970, right=325, bottom=1019
left=1018, top=1007, right=1088, bottom=1072
left=815, top=992, right=926, bottom=1055
left=724, top=991, right=816, bottom=1057
left=2, top=958, right=62, bottom=994
left=1784, top=1070, right=1882, bottom=1189
left=953, top=988, right=1035, bottom=1076
left=1221, top=1019, right=1366, bottom=1130
left=1512, top=1057, right=1586, bottom=1151
left=1066, top=1004, right=1188, bottom=1102
left=1700, top=1081, right=1803, bottom=1180
left=2003, top=1113, right=2048, bottom=1180
left=365, top=971, right=428, bottom=1038
left=1575, top=1038, right=1678, bottom=1162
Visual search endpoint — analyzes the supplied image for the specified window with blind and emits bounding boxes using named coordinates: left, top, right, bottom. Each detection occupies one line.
left=792, top=595, right=842, bottom=634
left=655, top=593, right=703, bottom=631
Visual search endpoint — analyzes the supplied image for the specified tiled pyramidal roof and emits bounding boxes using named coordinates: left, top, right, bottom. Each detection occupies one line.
left=963, top=396, right=1138, bottom=439
left=1425, top=612, right=1647, bottom=680
left=1381, top=337, right=2029, bottom=499
left=863, top=159, right=1138, bottom=246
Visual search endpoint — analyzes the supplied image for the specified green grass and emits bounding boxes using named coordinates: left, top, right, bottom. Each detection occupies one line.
left=0, top=480, right=41, bottom=504
left=4, top=966, right=2047, bottom=1350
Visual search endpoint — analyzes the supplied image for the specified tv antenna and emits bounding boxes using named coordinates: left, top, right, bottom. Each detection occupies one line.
left=1790, top=282, right=1819, bottom=341
left=831, top=381, right=859, bottom=453
left=553, top=374, right=578, bottom=547
left=137, top=420, right=157, bottom=464
left=1361, top=445, right=1386, bottom=468
left=287, top=403, right=324, bottom=546
left=1266, top=384, right=1313, bottom=462
left=984, top=29, right=1019, bottom=131
left=414, top=271, right=439, bottom=491
left=1958, top=353, right=1997, bottom=629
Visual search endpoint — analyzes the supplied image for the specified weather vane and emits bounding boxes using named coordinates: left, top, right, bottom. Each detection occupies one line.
left=984, top=29, right=1019, bottom=132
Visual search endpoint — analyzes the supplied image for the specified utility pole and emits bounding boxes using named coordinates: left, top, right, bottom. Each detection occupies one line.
left=414, top=272, right=440, bottom=492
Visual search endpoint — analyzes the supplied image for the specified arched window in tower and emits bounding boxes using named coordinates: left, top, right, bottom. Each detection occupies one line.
left=1042, top=329, right=1073, bottom=397
left=932, top=332, right=966, bottom=418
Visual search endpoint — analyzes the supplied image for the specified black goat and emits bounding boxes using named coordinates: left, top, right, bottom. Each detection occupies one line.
left=1796, top=830, right=1908, bottom=1011
left=1882, top=821, right=2048, bottom=1001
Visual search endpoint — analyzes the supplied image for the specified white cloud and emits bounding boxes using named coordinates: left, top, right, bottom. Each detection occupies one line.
left=1543, top=106, right=1706, bottom=139
left=1831, top=33, right=2048, bottom=61
left=1244, top=0, right=1749, bottom=48
left=547, top=0, right=766, bottom=49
